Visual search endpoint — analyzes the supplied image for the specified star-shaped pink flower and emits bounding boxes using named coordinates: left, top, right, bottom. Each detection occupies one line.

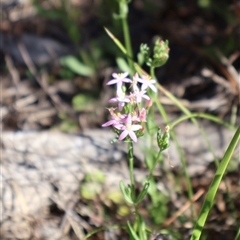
left=102, top=108, right=127, bottom=128
left=118, top=114, right=142, bottom=142
left=132, top=88, right=150, bottom=103
left=109, top=88, right=130, bottom=111
left=138, top=75, right=157, bottom=92
left=106, top=72, right=132, bottom=90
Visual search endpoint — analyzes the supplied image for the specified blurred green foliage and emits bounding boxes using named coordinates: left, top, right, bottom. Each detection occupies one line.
left=72, top=93, right=98, bottom=111
left=32, top=0, right=81, bottom=43
left=24, top=2, right=240, bottom=237
left=60, top=55, right=94, bottom=77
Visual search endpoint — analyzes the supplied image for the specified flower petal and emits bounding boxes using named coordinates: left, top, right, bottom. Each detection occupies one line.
left=106, top=79, right=118, bottom=85
left=129, top=131, right=137, bottom=142
left=131, top=125, right=142, bottom=131
left=112, top=73, right=119, bottom=78
left=119, top=130, right=129, bottom=141
left=102, top=120, right=115, bottom=127
left=149, top=84, right=157, bottom=92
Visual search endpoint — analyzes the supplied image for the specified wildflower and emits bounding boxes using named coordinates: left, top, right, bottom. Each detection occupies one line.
left=138, top=75, right=157, bottom=92
left=106, top=72, right=132, bottom=90
left=139, top=108, right=147, bottom=122
left=131, top=73, right=141, bottom=92
left=131, top=109, right=141, bottom=122
left=102, top=108, right=126, bottom=128
left=131, top=108, right=146, bottom=123
left=132, top=87, right=150, bottom=103
left=109, top=88, right=130, bottom=111
left=118, top=114, right=142, bottom=142
left=103, top=72, right=155, bottom=143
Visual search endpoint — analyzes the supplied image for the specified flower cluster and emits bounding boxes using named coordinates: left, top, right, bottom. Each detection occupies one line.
left=102, top=72, right=157, bottom=142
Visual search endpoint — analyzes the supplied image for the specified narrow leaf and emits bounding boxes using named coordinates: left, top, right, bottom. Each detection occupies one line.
left=60, top=55, right=94, bottom=77
left=120, top=181, right=134, bottom=204
left=190, top=126, right=240, bottom=240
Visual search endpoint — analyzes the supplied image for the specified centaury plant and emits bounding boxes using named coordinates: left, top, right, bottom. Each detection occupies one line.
left=102, top=72, right=170, bottom=240
left=85, top=0, right=240, bottom=239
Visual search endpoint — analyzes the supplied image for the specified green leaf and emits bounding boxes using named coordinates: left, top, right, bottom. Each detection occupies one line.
left=116, top=57, right=131, bottom=73
left=72, top=94, right=96, bottom=111
left=137, top=214, right=147, bottom=240
left=119, top=181, right=134, bottom=204
left=190, top=126, right=240, bottom=240
left=60, top=55, right=94, bottom=77
left=104, top=27, right=127, bottom=55
left=135, top=181, right=150, bottom=204
left=127, top=222, right=140, bottom=240
left=234, top=228, right=240, bottom=240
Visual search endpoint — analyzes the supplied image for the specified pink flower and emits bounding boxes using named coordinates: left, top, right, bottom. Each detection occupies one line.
left=106, top=72, right=132, bottom=90
left=118, top=114, right=142, bottom=142
left=102, top=108, right=127, bottom=128
left=131, top=109, right=141, bottom=122
left=138, top=75, right=157, bottom=92
left=109, top=88, right=130, bottom=111
left=131, top=73, right=141, bottom=92
left=130, top=108, right=146, bottom=123
left=132, top=88, right=150, bottom=103
left=139, top=108, right=147, bottom=122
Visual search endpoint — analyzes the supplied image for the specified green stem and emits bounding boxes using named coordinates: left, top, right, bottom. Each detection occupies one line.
left=128, top=141, right=142, bottom=238
left=150, top=67, right=156, bottom=79
left=147, top=150, right=162, bottom=180
left=169, top=113, right=234, bottom=130
left=121, top=10, right=134, bottom=74
left=128, top=141, right=135, bottom=200
left=150, top=67, right=195, bottom=220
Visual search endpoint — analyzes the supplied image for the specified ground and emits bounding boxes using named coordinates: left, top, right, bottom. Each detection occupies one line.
left=1, top=0, right=240, bottom=239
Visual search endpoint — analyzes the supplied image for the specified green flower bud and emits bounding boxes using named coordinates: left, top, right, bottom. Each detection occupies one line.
left=152, top=38, right=170, bottom=68
left=157, top=126, right=170, bottom=151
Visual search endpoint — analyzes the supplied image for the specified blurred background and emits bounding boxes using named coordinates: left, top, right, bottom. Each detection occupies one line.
left=1, top=1, right=240, bottom=239
left=1, top=0, right=239, bottom=132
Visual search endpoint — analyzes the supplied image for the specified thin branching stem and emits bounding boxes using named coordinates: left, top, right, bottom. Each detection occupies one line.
left=128, top=141, right=135, bottom=200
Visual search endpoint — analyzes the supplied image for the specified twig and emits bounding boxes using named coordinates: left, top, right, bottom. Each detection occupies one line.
left=17, top=40, right=72, bottom=114
left=161, top=188, right=205, bottom=228
left=5, top=53, right=21, bottom=99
